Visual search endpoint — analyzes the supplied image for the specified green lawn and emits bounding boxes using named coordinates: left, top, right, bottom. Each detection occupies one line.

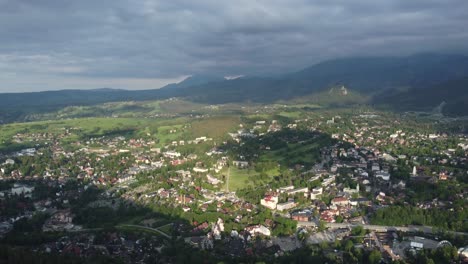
left=190, top=116, right=240, bottom=140
left=227, top=166, right=279, bottom=191
left=262, top=143, right=320, bottom=166
left=278, top=111, right=302, bottom=119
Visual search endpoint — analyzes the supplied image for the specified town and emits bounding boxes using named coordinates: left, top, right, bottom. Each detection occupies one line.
left=0, top=107, right=467, bottom=263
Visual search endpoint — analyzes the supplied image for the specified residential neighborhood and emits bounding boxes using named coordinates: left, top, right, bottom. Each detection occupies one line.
left=0, top=110, right=467, bottom=263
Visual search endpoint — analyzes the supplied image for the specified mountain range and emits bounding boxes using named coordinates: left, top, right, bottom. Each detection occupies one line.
left=1, top=53, right=468, bottom=122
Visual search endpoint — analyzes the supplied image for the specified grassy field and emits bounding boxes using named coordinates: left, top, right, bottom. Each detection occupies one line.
left=154, top=124, right=186, bottom=145
left=260, top=135, right=330, bottom=168
left=278, top=111, right=302, bottom=119
left=0, top=116, right=193, bottom=152
left=227, top=166, right=279, bottom=191
left=52, top=101, right=163, bottom=119
left=190, top=116, right=240, bottom=140
left=0, top=114, right=244, bottom=152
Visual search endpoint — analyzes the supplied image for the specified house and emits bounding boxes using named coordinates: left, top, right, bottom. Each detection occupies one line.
left=175, top=170, right=191, bottom=178
left=320, top=210, right=339, bottom=223
left=410, top=241, right=424, bottom=249
left=43, top=210, right=79, bottom=232
left=375, top=171, right=390, bottom=181
left=163, top=151, right=181, bottom=158
left=193, top=167, right=209, bottom=173
left=233, top=161, right=249, bottom=169
left=151, top=161, right=164, bottom=168
left=171, top=159, right=185, bottom=166
left=291, top=212, right=310, bottom=222
left=331, top=197, right=349, bottom=206
left=382, top=153, right=397, bottom=162
left=193, top=222, right=209, bottom=232
left=439, top=172, right=448, bottom=181
left=260, top=195, right=278, bottom=210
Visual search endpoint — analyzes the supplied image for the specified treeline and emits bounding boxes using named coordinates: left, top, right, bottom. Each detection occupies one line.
left=371, top=206, right=468, bottom=232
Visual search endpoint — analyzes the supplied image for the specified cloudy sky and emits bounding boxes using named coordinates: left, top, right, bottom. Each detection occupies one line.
left=1, top=0, right=467, bottom=92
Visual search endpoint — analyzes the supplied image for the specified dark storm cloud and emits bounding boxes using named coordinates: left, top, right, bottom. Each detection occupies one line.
left=0, top=0, right=467, bottom=91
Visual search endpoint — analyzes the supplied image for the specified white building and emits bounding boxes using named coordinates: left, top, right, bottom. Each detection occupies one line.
left=207, top=174, right=221, bottom=185
left=245, top=225, right=271, bottom=237
left=310, top=187, right=323, bottom=200
left=371, top=163, right=380, bottom=171
left=11, top=184, right=34, bottom=197
left=3, top=159, right=15, bottom=165
left=277, top=186, right=294, bottom=193
left=163, top=151, right=181, bottom=158
left=286, top=187, right=309, bottom=196
left=117, top=174, right=135, bottom=183
left=276, top=201, right=296, bottom=211
left=260, top=195, right=278, bottom=210
left=212, top=218, right=225, bottom=240
left=375, top=171, right=391, bottom=181
left=193, top=167, right=209, bottom=173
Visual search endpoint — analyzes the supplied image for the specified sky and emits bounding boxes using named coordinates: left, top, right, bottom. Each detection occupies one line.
left=1, top=0, right=468, bottom=92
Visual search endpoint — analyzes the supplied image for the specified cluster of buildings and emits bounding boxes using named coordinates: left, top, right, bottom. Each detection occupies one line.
left=0, top=110, right=466, bottom=263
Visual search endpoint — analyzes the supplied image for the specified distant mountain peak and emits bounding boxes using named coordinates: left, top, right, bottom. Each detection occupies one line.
left=328, top=85, right=348, bottom=96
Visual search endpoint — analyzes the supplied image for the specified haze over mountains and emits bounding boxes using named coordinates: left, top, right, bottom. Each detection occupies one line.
left=1, top=53, right=468, bottom=122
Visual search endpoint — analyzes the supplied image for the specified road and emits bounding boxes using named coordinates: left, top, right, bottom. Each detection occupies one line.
left=61, top=223, right=173, bottom=239
left=117, top=224, right=172, bottom=239
left=297, top=222, right=468, bottom=236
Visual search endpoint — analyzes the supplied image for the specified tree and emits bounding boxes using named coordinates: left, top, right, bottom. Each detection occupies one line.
left=317, top=220, right=327, bottom=232
left=368, top=250, right=382, bottom=264
left=344, top=240, right=354, bottom=252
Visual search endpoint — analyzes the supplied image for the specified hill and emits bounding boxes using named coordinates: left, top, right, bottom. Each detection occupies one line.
left=374, top=76, right=468, bottom=117
left=155, top=53, right=468, bottom=104
left=1, top=53, right=468, bottom=122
